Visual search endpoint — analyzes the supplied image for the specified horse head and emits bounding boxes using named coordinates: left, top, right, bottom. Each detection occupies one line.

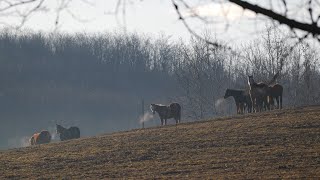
left=150, top=104, right=156, bottom=114
left=248, top=75, right=255, bottom=86
left=224, top=89, right=231, bottom=99
left=56, top=124, right=65, bottom=134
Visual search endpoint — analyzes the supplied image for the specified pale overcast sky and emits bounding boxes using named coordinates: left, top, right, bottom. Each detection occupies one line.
left=0, top=0, right=309, bottom=45
left=7, top=1, right=191, bottom=38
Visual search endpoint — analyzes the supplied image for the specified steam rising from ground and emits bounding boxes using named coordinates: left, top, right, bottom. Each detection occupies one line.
left=8, top=136, right=30, bottom=148
left=215, top=98, right=230, bottom=115
left=48, top=126, right=58, bottom=141
left=215, top=98, right=225, bottom=107
left=139, top=112, right=154, bottom=124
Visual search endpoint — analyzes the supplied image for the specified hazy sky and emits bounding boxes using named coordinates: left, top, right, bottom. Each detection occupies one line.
left=6, top=1, right=191, bottom=38
left=0, top=0, right=277, bottom=45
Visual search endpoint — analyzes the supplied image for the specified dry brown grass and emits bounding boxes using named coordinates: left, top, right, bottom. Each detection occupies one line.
left=1, top=105, right=320, bottom=179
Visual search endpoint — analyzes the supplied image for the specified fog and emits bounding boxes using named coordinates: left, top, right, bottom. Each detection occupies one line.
left=0, top=31, right=179, bottom=149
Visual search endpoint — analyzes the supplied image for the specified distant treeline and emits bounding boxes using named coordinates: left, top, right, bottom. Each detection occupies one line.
left=0, top=29, right=319, bottom=149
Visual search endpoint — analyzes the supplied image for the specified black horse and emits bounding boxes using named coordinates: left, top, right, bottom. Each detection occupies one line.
left=56, top=124, right=80, bottom=141
left=224, top=89, right=252, bottom=114
left=150, top=103, right=181, bottom=125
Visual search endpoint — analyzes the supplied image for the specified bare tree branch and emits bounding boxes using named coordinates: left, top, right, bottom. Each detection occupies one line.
left=172, top=0, right=231, bottom=51
left=229, top=0, right=320, bottom=36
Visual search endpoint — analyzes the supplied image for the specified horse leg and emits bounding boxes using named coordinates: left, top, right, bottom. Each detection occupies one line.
left=252, top=98, right=256, bottom=113
left=236, top=103, right=239, bottom=114
left=161, top=118, right=164, bottom=126
left=256, top=97, right=261, bottom=112
left=259, top=99, right=266, bottom=112
left=275, top=96, right=279, bottom=109
left=250, top=96, right=255, bottom=113
left=261, top=99, right=264, bottom=111
left=255, top=98, right=260, bottom=113
left=266, top=97, right=270, bottom=111
left=280, top=95, right=283, bottom=109
left=241, top=103, right=244, bottom=114
left=269, top=97, right=274, bottom=110
left=254, top=98, right=258, bottom=112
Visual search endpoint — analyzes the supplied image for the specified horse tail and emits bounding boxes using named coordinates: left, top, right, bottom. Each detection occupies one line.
left=280, top=93, right=283, bottom=109
left=74, top=127, right=80, bottom=138
left=175, top=103, right=181, bottom=123
left=178, top=104, right=181, bottom=123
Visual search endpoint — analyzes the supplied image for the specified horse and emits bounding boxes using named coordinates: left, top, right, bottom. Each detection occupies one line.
left=150, top=103, right=181, bottom=125
left=56, top=124, right=80, bottom=141
left=224, top=89, right=252, bottom=114
left=29, top=130, right=51, bottom=145
left=268, top=83, right=283, bottom=109
left=248, top=75, right=269, bottom=112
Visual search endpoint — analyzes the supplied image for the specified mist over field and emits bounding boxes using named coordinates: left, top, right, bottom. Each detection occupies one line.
left=0, top=31, right=179, bottom=149
left=0, top=28, right=320, bottom=149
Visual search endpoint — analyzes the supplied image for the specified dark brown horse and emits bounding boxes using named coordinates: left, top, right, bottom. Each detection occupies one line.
left=268, top=83, right=283, bottom=109
left=224, top=89, right=252, bottom=114
left=56, top=124, right=80, bottom=141
left=29, top=130, right=51, bottom=145
left=248, top=75, right=269, bottom=112
left=150, top=103, right=181, bottom=125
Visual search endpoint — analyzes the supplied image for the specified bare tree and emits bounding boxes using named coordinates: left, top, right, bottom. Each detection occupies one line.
left=175, top=33, right=233, bottom=119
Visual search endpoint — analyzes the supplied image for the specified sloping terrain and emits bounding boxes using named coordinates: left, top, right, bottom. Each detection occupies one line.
left=1, top=106, right=320, bottom=179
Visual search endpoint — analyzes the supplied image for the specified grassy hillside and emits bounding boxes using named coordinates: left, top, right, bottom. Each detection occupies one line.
left=1, top=106, right=320, bottom=179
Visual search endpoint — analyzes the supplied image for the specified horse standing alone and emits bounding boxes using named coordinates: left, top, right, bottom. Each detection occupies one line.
left=29, top=130, right=51, bottom=145
left=56, top=124, right=80, bottom=141
left=150, top=103, right=181, bottom=125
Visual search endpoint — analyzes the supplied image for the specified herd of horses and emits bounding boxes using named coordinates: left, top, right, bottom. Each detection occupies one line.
left=29, top=74, right=282, bottom=146
left=29, top=124, right=80, bottom=146
left=224, top=75, right=283, bottom=114
left=150, top=74, right=283, bottom=125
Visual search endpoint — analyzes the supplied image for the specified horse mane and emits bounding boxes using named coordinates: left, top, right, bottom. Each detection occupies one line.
left=152, top=104, right=166, bottom=107
left=57, top=124, right=65, bottom=128
left=227, top=88, right=245, bottom=92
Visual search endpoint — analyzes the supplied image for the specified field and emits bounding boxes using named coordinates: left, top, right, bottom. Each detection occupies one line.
left=1, top=105, right=320, bottom=179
